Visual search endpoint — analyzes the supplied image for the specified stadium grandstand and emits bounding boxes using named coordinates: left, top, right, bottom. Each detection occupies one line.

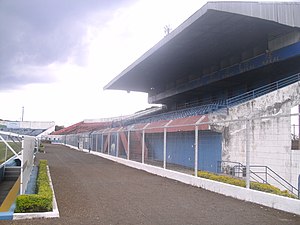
left=0, top=120, right=55, bottom=137
left=51, top=1, right=300, bottom=198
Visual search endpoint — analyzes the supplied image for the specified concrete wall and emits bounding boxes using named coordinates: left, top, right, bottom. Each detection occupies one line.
left=210, top=81, right=300, bottom=191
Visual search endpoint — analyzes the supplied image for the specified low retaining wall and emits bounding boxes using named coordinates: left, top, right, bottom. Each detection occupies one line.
left=65, top=145, right=300, bottom=216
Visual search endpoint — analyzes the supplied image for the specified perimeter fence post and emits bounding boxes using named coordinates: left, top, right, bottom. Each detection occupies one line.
left=163, top=127, right=167, bottom=169
left=20, top=138, right=24, bottom=194
left=142, top=123, right=150, bottom=164
left=142, top=129, right=145, bottom=164
left=108, top=132, right=110, bottom=155
left=194, top=125, right=199, bottom=177
left=127, top=129, right=130, bottom=160
left=116, top=132, right=119, bottom=157
left=246, top=119, right=250, bottom=189
left=95, top=134, right=98, bottom=152
left=101, top=133, right=104, bottom=153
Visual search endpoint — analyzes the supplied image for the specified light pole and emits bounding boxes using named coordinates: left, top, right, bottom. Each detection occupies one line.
left=21, top=106, right=24, bottom=122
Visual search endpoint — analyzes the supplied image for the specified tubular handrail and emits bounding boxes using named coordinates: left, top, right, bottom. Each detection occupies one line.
left=126, top=72, right=300, bottom=126
left=250, top=165, right=298, bottom=196
left=226, top=73, right=300, bottom=106
left=218, top=161, right=299, bottom=197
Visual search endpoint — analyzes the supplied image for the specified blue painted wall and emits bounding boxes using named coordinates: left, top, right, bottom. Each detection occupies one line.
left=198, top=131, right=222, bottom=172
left=146, top=133, right=164, bottom=161
left=166, top=131, right=195, bottom=168
left=97, top=135, right=102, bottom=152
left=145, top=130, right=222, bottom=172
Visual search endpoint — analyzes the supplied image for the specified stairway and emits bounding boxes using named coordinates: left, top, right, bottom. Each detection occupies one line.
left=0, top=166, right=20, bottom=206
left=3, top=167, right=20, bottom=181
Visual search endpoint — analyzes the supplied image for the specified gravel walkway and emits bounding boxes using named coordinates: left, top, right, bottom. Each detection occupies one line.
left=2, top=144, right=300, bottom=225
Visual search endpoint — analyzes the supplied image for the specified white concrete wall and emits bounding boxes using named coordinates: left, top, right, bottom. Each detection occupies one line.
left=45, top=135, right=63, bottom=142
left=210, top=81, right=300, bottom=192
left=291, top=150, right=300, bottom=190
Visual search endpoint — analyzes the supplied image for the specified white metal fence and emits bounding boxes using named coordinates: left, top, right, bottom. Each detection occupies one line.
left=56, top=113, right=300, bottom=198
left=0, top=131, right=36, bottom=194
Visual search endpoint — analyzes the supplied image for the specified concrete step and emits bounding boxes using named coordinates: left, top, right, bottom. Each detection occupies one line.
left=4, top=167, right=20, bottom=181
left=4, top=167, right=20, bottom=172
left=4, top=175, right=19, bottom=181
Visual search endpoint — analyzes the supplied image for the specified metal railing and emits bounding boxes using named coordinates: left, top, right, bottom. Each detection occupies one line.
left=124, top=73, right=300, bottom=126
left=226, top=73, right=300, bottom=106
left=218, top=160, right=299, bottom=198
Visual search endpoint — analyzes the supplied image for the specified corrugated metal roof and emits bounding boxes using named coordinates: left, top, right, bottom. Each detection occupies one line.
left=104, top=1, right=300, bottom=94
left=205, top=1, right=300, bottom=27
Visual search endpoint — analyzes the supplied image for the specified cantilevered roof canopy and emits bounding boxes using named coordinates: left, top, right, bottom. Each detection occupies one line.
left=104, top=1, right=300, bottom=93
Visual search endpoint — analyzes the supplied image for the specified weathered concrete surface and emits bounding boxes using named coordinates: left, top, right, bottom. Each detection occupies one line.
left=210, top=82, right=300, bottom=189
left=2, top=144, right=300, bottom=225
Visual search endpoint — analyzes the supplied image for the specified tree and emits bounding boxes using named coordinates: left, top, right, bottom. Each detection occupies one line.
left=55, top=125, right=65, bottom=131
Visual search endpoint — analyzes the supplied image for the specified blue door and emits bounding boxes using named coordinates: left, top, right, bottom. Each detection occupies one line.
left=198, top=131, right=222, bottom=173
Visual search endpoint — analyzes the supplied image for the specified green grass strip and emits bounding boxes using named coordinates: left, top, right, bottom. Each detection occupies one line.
left=0, top=142, right=22, bottom=164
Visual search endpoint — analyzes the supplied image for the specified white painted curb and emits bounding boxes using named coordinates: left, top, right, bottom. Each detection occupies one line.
left=65, top=144, right=300, bottom=216
left=13, top=166, right=60, bottom=220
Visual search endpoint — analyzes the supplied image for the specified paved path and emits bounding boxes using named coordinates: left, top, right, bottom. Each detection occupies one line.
left=3, top=144, right=300, bottom=225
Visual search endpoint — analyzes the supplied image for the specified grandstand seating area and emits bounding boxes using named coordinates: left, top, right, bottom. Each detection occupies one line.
left=122, top=72, right=300, bottom=126
left=123, top=102, right=226, bottom=126
left=53, top=72, right=300, bottom=134
left=0, top=128, right=45, bottom=137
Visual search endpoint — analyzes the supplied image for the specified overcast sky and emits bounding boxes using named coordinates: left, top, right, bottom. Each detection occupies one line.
left=0, top=0, right=295, bottom=126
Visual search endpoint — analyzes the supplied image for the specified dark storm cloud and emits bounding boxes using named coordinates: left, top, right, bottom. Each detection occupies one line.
left=0, top=0, right=133, bottom=91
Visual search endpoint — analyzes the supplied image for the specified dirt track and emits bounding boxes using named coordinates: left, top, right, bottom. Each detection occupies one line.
left=3, top=144, right=300, bottom=225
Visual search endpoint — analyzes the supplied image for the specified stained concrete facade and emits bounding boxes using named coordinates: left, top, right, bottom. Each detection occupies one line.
left=210, top=82, right=300, bottom=191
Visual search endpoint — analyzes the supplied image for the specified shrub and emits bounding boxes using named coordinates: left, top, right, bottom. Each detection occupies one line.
left=15, top=160, right=53, bottom=213
left=197, top=170, right=297, bottom=199
left=38, top=143, right=45, bottom=153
